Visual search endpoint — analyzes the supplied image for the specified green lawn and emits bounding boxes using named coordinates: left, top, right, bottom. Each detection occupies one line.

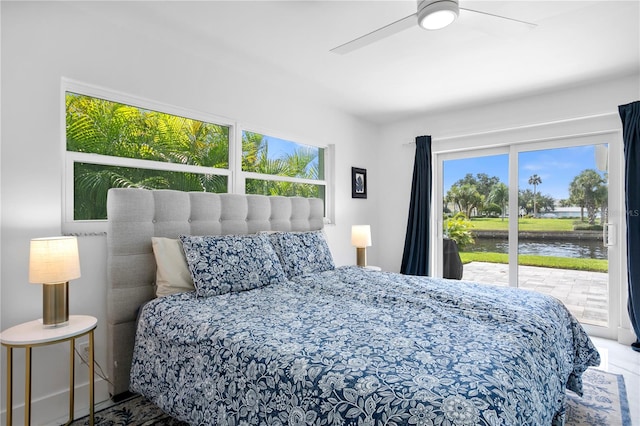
left=470, top=217, right=579, bottom=232
left=459, top=252, right=608, bottom=273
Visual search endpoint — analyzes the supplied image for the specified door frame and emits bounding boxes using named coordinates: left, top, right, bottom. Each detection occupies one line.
left=432, top=129, right=624, bottom=339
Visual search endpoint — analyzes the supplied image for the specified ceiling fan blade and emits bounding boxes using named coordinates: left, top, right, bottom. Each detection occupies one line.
left=460, top=7, right=537, bottom=28
left=331, top=13, right=417, bottom=55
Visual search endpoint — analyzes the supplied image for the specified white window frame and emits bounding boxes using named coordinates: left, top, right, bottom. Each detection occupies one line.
left=234, top=125, right=332, bottom=219
left=61, top=79, right=334, bottom=234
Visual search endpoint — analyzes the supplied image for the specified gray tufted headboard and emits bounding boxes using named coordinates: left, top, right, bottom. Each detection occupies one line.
left=106, top=188, right=324, bottom=397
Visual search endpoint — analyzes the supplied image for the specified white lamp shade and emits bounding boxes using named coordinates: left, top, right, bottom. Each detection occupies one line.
left=29, top=236, right=81, bottom=284
left=351, top=225, right=372, bottom=248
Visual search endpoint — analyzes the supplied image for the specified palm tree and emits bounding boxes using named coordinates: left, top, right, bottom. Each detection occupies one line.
left=68, top=95, right=324, bottom=219
left=487, top=183, right=509, bottom=221
left=66, top=93, right=230, bottom=219
left=528, top=174, right=542, bottom=217
left=242, top=131, right=321, bottom=198
left=445, top=185, right=463, bottom=214
left=569, top=169, right=606, bottom=225
left=456, top=184, right=484, bottom=218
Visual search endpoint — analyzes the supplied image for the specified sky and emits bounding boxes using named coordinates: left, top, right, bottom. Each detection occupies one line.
left=443, top=144, right=607, bottom=201
left=264, top=135, right=301, bottom=158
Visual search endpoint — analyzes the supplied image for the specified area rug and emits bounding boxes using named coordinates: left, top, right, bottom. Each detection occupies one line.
left=69, top=368, right=630, bottom=426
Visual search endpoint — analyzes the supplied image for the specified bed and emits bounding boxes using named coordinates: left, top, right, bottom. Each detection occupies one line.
left=106, top=188, right=601, bottom=425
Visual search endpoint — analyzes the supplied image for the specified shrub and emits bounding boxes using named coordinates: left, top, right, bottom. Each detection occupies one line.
left=573, top=223, right=603, bottom=231
left=444, top=212, right=475, bottom=250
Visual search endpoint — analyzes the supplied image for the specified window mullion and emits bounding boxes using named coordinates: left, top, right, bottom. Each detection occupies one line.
left=242, top=171, right=326, bottom=186
left=233, top=124, right=245, bottom=194
left=67, top=152, right=231, bottom=176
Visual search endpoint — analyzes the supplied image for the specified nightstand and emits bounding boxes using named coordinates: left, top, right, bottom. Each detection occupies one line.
left=0, top=315, right=97, bottom=426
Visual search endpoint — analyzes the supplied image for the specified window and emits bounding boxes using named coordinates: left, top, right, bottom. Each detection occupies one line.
left=63, top=81, right=332, bottom=232
left=65, top=91, right=230, bottom=222
left=241, top=130, right=327, bottom=202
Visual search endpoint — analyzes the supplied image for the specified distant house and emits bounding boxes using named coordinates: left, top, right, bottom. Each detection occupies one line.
left=550, top=207, right=582, bottom=218
left=551, top=206, right=602, bottom=219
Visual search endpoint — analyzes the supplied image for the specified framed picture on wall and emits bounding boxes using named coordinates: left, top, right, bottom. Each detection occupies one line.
left=351, top=167, right=367, bottom=199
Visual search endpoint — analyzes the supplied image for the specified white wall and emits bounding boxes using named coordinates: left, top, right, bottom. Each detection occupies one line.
left=376, top=72, right=639, bottom=340
left=0, top=2, right=381, bottom=423
left=3, top=1, right=638, bottom=423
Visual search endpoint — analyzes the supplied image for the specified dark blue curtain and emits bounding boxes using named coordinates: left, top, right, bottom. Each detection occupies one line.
left=401, top=135, right=432, bottom=275
left=620, top=100, right=640, bottom=352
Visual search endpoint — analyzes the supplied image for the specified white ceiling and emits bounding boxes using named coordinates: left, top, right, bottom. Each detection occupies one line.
left=79, top=1, right=640, bottom=124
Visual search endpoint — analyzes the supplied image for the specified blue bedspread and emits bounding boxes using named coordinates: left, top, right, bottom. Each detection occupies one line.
left=130, top=266, right=600, bottom=425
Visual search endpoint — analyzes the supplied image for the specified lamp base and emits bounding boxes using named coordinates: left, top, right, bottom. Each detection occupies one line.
left=356, top=247, right=367, bottom=267
left=43, top=282, right=69, bottom=327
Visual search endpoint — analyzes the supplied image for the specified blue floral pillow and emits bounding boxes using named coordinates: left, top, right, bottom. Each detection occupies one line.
left=268, top=230, right=335, bottom=278
left=179, top=234, right=287, bottom=297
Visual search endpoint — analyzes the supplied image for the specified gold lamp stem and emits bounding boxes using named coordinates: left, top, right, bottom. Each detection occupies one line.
left=43, top=282, right=69, bottom=326
left=356, top=247, right=367, bottom=267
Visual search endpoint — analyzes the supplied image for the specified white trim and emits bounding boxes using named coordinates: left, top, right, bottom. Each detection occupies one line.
left=435, top=112, right=618, bottom=143
left=434, top=129, right=622, bottom=155
left=67, top=152, right=232, bottom=176
left=62, top=78, right=236, bottom=127
left=432, top=111, right=621, bottom=154
left=231, top=125, right=243, bottom=194
left=405, top=112, right=620, bottom=148
left=13, top=377, right=110, bottom=426
left=431, top=155, right=442, bottom=277
left=243, top=171, right=326, bottom=186
left=324, top=144, right=336, bottom=224
left=508, top=144, right=519, bottom=289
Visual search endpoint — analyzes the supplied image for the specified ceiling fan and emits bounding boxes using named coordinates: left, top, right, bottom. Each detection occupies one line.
left=330, top=0, right=537, bottom=55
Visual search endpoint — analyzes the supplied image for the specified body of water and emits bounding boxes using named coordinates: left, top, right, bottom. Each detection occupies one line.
left=467, top=238, right=607, bottom=260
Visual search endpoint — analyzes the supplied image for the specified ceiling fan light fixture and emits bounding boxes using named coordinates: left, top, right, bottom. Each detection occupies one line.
left=417, top=0, right=459, bottom=30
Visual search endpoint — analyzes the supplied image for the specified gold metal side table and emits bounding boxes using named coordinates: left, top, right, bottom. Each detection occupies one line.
left=0, top=315, right=96, bottom=426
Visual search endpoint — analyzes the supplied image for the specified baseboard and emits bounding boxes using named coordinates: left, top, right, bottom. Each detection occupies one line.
left=0, top=377, right=110, bottom=426
left=617, top=326, right=637, bottom=345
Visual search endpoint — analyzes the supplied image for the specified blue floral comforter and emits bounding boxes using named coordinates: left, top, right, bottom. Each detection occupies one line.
left=130, top=266, right=600, bottom=425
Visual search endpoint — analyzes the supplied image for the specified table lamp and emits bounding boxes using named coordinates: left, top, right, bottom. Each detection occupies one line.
left=351, top=225, right=372, bottom=267
left=29, top=236, right=81, bottom=327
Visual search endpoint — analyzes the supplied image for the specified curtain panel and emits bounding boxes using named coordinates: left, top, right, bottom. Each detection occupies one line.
left=401, top=135, right=432, bottom=276
left=619, top=100, right=640, bottom=352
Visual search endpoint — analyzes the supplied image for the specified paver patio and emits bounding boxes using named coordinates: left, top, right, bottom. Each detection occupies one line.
left=462, top=261, right=608, bottom=327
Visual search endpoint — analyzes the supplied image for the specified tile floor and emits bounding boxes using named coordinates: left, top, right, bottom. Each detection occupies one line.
left=591, top=336, right=640, bottom=425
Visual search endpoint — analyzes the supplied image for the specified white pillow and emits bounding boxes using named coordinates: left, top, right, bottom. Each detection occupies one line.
left=151, top=237, right=195, bottom=297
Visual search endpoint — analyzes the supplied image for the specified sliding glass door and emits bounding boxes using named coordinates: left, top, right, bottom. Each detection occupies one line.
left=517, top=145, right=609, bottom=328
left=435, top=135, right=621, bottom=337
left=440, top=149, right=509, bottom=285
